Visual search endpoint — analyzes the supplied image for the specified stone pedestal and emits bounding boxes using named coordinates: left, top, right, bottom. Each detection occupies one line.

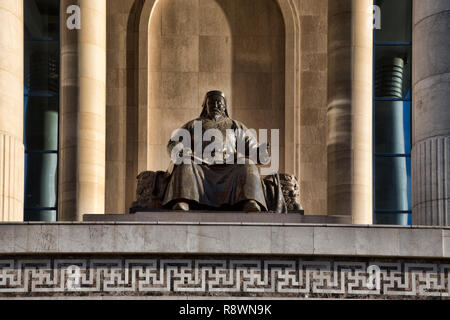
left=82, top=211, right=356, bottom=225
left=0, top=222, right=449, bottom=298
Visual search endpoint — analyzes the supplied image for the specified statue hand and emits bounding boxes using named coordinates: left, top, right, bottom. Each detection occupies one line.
left=258, top=143, right=271, bottom=165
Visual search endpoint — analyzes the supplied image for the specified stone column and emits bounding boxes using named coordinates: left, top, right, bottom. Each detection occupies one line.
left=327, top=0, right=373, bottom=224
left=59, top=0, right=106, bottom=221
left=0, top=1, right=24, bottom=221
left=412, top=1, right=450, bottom=226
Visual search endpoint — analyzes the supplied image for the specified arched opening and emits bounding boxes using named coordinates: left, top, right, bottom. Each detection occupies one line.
left=147, top=0, right=285, bottom=172
left=115, top=0, right=301, bottom=211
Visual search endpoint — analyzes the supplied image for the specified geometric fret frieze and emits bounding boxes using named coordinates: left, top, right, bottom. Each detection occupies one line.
left=0, top=258, right=450, bottom=298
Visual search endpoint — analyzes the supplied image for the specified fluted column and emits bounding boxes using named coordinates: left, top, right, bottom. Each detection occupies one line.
left=60, top=0, right=106, bottom=221
left=327, top=0, right=373, bottom=224
left=0, top=1, right=24, bottom=221
left=412, top=1, right=450, bottom=226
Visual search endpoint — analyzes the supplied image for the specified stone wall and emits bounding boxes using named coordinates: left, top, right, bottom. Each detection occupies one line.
left=297, top=0, right=328, bottom=215
left=105, top=0, right=136, bottom=214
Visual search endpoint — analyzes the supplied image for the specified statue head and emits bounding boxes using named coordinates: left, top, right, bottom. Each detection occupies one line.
left=200, top=90, right=229, bottom=119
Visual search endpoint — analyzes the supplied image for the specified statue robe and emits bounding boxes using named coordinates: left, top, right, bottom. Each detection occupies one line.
left=162, top=116, right=268, bottom=210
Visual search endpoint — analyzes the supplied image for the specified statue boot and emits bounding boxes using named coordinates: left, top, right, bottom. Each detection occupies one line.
left=243, top=200, right=261, bottom=213
left=173, top=201, right=190, bottom=211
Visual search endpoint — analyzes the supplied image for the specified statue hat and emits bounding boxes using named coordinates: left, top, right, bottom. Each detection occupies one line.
left=200, top=90, right=229, bottom=118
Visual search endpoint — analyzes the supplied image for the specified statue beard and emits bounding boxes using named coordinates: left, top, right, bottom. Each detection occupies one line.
left=209, top=111, right=225, bottom=120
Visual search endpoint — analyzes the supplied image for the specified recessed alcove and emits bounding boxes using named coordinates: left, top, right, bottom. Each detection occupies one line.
left=146, top=0, right=286, bottom=173
left=106, top=0, right=320, bottom=214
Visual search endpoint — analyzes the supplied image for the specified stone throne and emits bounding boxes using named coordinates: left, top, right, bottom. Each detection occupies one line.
left=130, top=90, right=304, bottom=215
left=130, top=170, right=303, bottom=214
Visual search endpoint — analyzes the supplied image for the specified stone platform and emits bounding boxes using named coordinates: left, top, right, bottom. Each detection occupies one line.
left=83, top=211, right=352, bottom=224
left=1, top=222, right=449, bottom=299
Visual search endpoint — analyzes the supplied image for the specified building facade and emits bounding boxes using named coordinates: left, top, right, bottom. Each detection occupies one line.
left=0, top=0, right=450, bottom=301
left=0, top=0, right=449, bottom=226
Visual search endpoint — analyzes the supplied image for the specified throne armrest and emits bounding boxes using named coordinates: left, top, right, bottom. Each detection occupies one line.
left=130, top=170, right=169, bottom=212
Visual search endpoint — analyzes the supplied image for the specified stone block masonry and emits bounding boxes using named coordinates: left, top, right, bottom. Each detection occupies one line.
left=0, top=222, right=449, bottom=299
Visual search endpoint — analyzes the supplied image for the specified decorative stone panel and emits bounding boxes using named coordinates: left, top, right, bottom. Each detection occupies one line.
left=1, top=256, right=449, bottom=299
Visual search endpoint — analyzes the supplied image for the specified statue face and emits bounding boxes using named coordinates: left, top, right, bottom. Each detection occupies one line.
left=206, top=95, right=226, bottom=119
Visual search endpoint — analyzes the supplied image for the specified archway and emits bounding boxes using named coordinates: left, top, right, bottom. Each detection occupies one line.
left=146, top=0, right=288, bottom=172
left=124, top=0, right=301, bottom=210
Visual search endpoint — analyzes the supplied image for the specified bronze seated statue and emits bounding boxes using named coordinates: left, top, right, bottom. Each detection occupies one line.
left=131, top=91, right=303, bottom=214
